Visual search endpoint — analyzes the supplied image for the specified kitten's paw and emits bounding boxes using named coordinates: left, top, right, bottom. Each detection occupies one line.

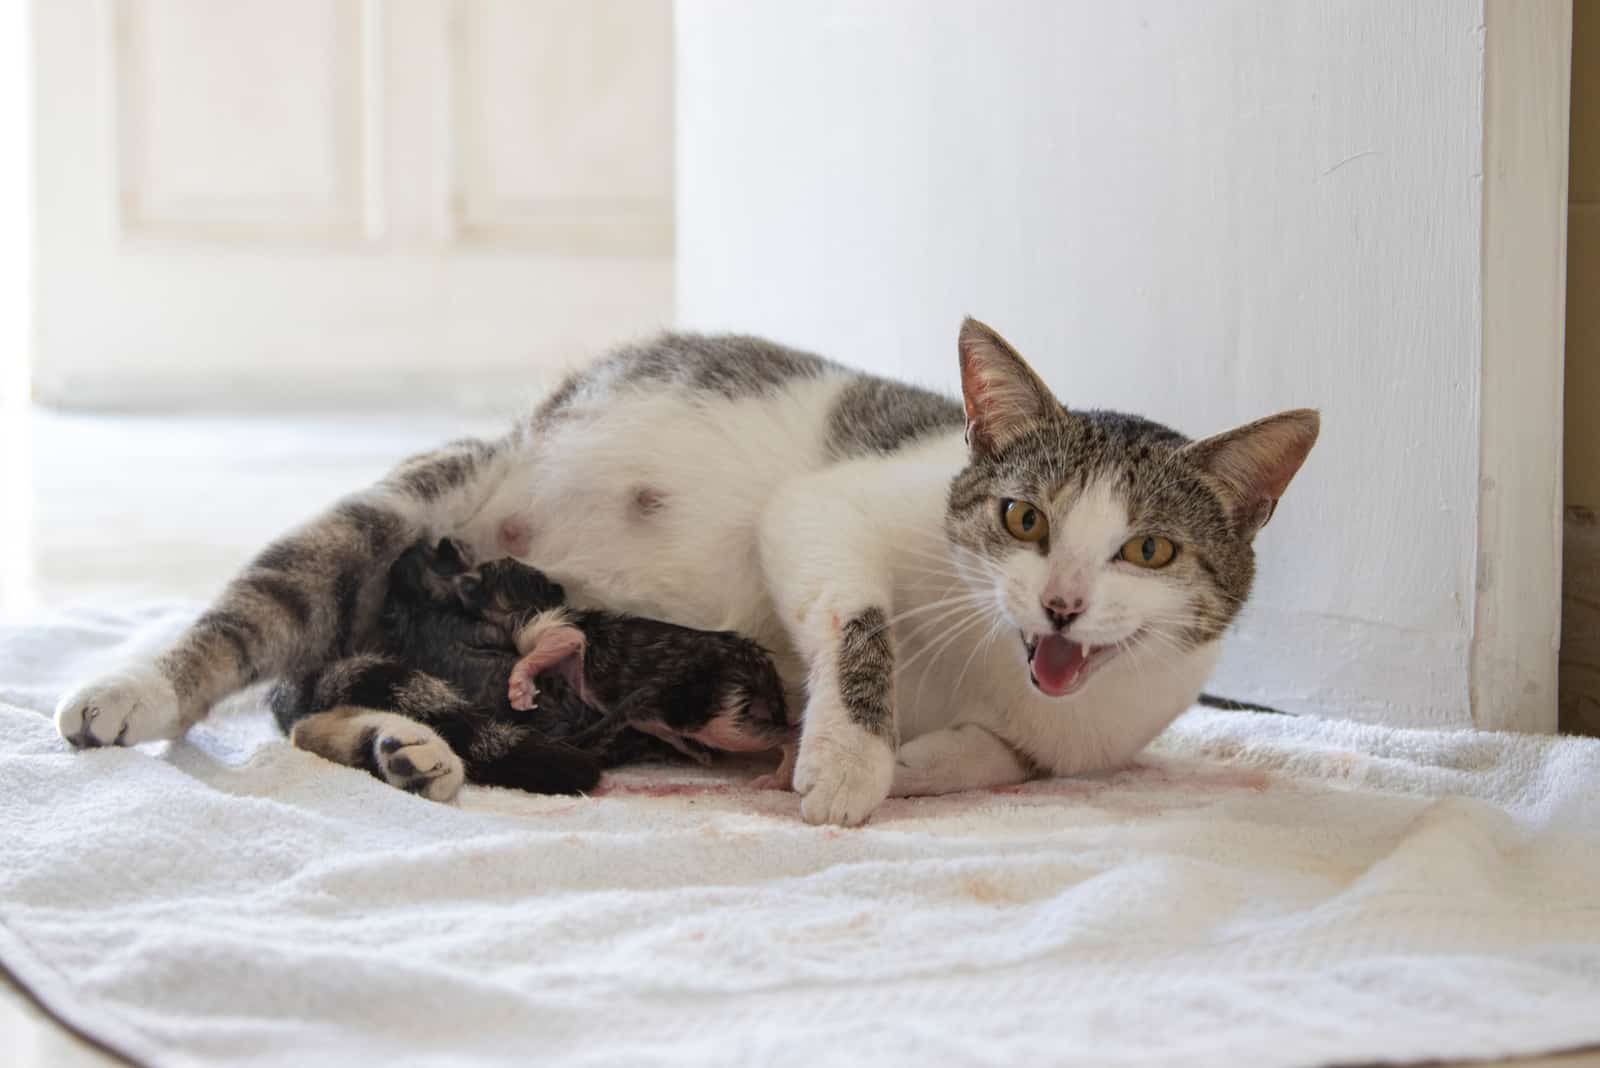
left=749, top=742, right=798, bottom=791
left=372, top=725, right=464, bottom=802
left=794, top=725, right=894, bottom=826
left=507, top=669, right=539, bottom=712
left=55, top=664, right=183, bottom=748
left=749, top=771, right=789, bottom=791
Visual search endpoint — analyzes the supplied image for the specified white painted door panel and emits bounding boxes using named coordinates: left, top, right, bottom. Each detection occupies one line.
left=114, top=0, right=366, bottom=240
left=451, top=0, right=672, bottom=250
left=33, top=0, right=673, bottom=410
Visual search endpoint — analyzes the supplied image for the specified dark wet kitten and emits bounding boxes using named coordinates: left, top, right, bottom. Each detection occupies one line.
left=452, top=545, right=792, bottom=764
left=270, top=539, right=790, bottom=799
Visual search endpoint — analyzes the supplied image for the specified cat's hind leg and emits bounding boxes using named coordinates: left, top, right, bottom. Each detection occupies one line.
left=291, top=706, right=466, bottom=802
left=56, top=433, right=522, bottom=748
left=274, top=654, right=601, bottom=798
left=273, top=655, right=471, bottom=801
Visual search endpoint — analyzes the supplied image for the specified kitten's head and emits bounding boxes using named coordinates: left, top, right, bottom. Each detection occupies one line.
left=456, top=558, right=567, bottom=619
left=944, top=318, right=1318, bottom=698
left=387, top=537, right=474, bottom=606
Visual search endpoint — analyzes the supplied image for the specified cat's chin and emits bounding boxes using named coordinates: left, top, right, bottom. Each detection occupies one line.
left=1022, top=632, right=1124, bottom=698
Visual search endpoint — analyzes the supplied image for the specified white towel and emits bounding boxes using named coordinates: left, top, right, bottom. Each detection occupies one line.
left=2, top=605, right=1599, bottom=1068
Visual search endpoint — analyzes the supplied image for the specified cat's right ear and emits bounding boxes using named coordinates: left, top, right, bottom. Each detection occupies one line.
left=1183, top=409, right=1320, bottom=537
left=958, top=317, right=1059, bottom=455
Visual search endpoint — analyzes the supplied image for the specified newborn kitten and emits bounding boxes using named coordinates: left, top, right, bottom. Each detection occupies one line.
left=270, top=539, right=791, bottom=799
left=451, top=544, right=793, bottom=765
left=374, top=539, right=683, bottom=765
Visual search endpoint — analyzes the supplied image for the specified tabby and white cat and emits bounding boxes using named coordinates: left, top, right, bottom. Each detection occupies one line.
left=55, top=319, right=1317, bottom=826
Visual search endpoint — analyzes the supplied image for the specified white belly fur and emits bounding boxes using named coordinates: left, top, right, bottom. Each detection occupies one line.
left=485, top=377, right=854, bottom=676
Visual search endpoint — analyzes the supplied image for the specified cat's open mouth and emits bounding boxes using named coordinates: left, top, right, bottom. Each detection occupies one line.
left=1022, top=633, right=1120, bottom=697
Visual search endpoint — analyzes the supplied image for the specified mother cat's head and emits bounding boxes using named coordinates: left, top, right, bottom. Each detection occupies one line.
left=945, top=317, right=1319, bottom=699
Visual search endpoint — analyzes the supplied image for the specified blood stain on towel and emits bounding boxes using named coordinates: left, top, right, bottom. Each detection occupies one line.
left=962, top=876, right=1020, bottom=904
left=1316, top=752, right=1364, bottom=778
left=531, top=802, right=581, bottom=817
left=982, top=763, right=1272, bottom=813
left=782, top=912, right=873, bottom=942
left=1133, top=762, right=1273, bottom=793
left=986, top=777, right=1113, bottom=798
left=596, top=781, right=737, bottom=799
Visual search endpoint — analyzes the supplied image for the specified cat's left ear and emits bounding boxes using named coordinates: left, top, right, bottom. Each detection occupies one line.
left=1183, top=409, right=1320, bottom=537
left=958, top=317, right=1060, bottom=455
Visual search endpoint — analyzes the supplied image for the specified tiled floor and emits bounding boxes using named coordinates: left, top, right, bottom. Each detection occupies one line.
left=1, top=408, right=1595, bottom=1068
left=0, top=407, right=498, bottom=619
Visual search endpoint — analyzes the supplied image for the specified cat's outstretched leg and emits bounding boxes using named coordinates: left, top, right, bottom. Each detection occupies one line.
left=291, top=707, right=467, bottom=802
left=55, top=435, right=522, bottom=748
left=889, top=723, right=1031, bottom=796
left=272, top=654, right=472, bottom=800
left=271, top=654, right=602, bottom=798
left=786, top=605, right=897, bottom=824
left=761, top=472, right=899, bottom=826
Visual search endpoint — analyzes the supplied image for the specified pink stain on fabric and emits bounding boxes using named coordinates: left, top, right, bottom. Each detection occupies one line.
left=595, top=781, right=738, bottom=799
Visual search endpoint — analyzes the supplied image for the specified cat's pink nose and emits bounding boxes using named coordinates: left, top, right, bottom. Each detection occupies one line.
left=1043, top=594, right=1085, bottom=631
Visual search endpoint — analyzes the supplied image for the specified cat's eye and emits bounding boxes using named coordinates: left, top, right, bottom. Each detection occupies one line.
left=1120, top=535, right=1177, bottom=569
left=1002, top=499, right=1049, bottom=543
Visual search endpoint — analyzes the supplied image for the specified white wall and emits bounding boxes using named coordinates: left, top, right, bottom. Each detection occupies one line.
left=2, top=0, right=36, bottom=618
left=1, top=0, right=28, bottom=407
left=677, top=1, right=1549, bottom=728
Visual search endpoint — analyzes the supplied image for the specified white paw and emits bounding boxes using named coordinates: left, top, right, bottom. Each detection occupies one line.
left=372, top=723, right=464, bottom=803
left=794, top=722, right=895, bottom=826
left=55, top=663, right=183, bottom=748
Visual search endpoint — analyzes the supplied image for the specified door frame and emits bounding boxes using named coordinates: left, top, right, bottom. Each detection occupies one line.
left=1473, top=0, right=1571, bottom=732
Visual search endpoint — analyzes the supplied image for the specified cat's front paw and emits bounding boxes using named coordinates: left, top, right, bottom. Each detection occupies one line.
left=55, top=663, right=184, bottom=748
left=373, top=724, right=464, bottom=802
left=794, top=724, right=894, bottom=826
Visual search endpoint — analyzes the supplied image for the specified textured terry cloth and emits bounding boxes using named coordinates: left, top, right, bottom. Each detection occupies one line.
left=2, top=605, right=1599, bottom=1068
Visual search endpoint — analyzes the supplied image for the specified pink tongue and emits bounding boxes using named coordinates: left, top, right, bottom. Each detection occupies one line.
left=1031, top=634, right=1088, bottom=696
